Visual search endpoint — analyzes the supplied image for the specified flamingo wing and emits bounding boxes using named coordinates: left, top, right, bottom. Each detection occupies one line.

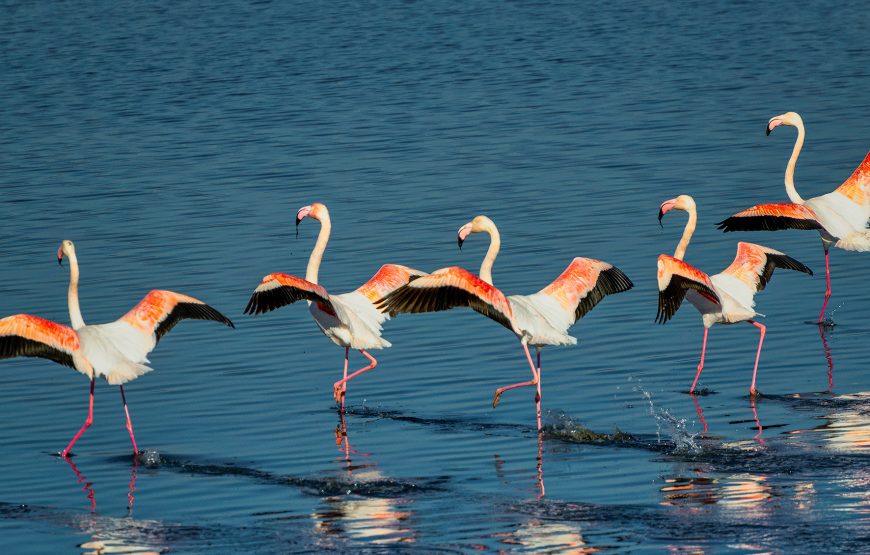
left=376, top=266, right=517, bottom=333
left=354, top=264, right=429, bottom=308
left=0, top=314, right=81, bottom=369
left=716, top=203, right=824, bottom=232
left=538, top=257, right=634, bottom=323
left=721, top=242, right=813, bottom=293
left=656, top=255, right=720, bottom=324
left=244, top=273, right=334, bottom=316
left=834, top=151, right=870, bottom=206
left=122, top=290, right=234, bottom=343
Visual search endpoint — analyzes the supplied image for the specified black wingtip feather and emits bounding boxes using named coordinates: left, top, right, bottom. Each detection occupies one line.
left=717, top=216, right=824, bottom=233
left=155, top=302, right=234, bottom=342
left=574, top=266, right=634, bottom=321
left=0, top=336, right=76, bottom=369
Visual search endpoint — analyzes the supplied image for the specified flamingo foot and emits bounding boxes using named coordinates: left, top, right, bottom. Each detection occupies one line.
left=749, top=387, right=761, bottom=399
left=332, top=382, right=345, bottom=404
left=492, top=390, right=503, bottom=408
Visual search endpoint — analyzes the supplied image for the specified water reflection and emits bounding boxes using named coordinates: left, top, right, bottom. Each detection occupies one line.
left=788, top=392, right=870, bottom=453
left=818, top=324, right=835, bottom=393
left=660, top=469, right=773, bottom=517
left=62, top=457, right=139, bottom=514
left=499, top=519, right=598, bottom=553
left=311, top=415, right=416, bottom=547
left=492, top=432, right=546, bottom=498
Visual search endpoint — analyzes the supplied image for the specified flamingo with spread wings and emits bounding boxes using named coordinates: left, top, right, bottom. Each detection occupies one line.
left=376, top=215, right=633, bottom=431
left=717, top=112, right=870, bottom=324
left=0, top=240, right=234, bottom=457
left=657, top=195, right=812, bottom=396
left=243, top=203, right=427, bottom=411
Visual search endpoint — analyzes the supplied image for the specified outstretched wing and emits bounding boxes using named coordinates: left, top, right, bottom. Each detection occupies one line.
left=538, top=257, right=634, bottom=324
left=244, top=273, right=334, bottom=316
left=122, top=290, right=234, bottom=343
left=721, top=242, right=813, bottom=293
left=354, top=264, right=429, bottom=308
left=834, top=151, right=870, bottom=206
left=716, top=203, right=824, bottom=232
left=0, top=314, right=81, bottom=370
left=376, top=266, right=517, bottom=333
left=656, top=255, right=720, bottom=324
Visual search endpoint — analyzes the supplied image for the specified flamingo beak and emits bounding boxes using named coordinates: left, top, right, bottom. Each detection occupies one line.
left=658, top=200, right=676, bottom=227
left=766, top=118, right=783, bottom=136
left=57, top=246, right=64, bottom=266
left=457, top=223, right=472, bottom=250
left=295, top=205, right=312, bottom=238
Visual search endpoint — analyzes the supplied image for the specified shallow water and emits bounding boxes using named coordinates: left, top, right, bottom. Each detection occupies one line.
left=1, top=0, right=869, bottom=552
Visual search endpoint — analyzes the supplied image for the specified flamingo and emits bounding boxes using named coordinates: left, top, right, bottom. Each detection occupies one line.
left=376, top=215, right=633, bottom=431
left=717, top=112, right=870, bottom=324
left=0, top=240, right=234, bottom=457
left=243, top=202, right=427, bottom=411
left=657, top=195, right=813, bottom=396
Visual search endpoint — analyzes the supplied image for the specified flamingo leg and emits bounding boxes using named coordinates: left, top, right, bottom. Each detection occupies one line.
left=689, top=328, right=709, bottom=394
left=337, top=347, right=349, bottom=412
left=62, top=377, right=95, bottom=458
left=748, top=320, right=766, bottom=397
left=818, top=244, right=832, bottom=324
left=535, top=348, right=542, bottom=431
left=492, top=343, right=541, bottom=429
left=332, top=350, right=377, bottom=410
left=120, top=385, right=139, bottom=455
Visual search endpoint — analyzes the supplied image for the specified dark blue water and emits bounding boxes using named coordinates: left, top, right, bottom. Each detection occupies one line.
left=2, top=1, right=869, bottom=552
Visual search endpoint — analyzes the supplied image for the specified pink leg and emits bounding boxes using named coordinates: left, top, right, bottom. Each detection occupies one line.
left=535, top=349, right=542, bottom=431
left=818, top=245, right=831, bottom=324
left=333, top=350, right=377, bottom=410
left=689, top=328, right=709, bottom=394
left=62, top=378, right=95, bottom=458
left=748, top=320, right=766, bottom=397
left=492, top=343, right=541, bottom=430
left=338, top=348, right=349, bottom=412
left=120, top=385, right=138, bottom=455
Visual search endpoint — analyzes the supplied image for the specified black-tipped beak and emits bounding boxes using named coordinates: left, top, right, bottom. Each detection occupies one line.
left=457, top=236, right=464, bottom=250
left=57, top=256, right=63, bottom=266
left=766, top=124, right=771, bottom=136
left=658, top=208, right=665, bottom=227
left=295, top=217, right=301, bottom=238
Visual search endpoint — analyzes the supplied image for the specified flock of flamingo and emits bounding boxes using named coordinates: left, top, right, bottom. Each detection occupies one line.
left=0, top=111, right=867, bottom=457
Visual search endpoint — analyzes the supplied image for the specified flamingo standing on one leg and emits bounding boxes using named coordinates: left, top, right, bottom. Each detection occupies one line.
left=717, top=112, right=870, bottom=324
left=376, top=215, right=633, bottom=431
left=0, top=240, right=234, bottom=457
left=657, top=195, right=813, bottom=396
left=243, top=202, right=427, bottom=411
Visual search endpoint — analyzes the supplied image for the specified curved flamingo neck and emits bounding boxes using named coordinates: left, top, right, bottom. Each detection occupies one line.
left=478, top=220, right=501, bottom=285
left=784, top=119, right=806, bottom=204
left=305, top=212, right=331, bottom=285
left=673, top=204, right=697, bottom=261
left=67, top=251, right=86, bottom=329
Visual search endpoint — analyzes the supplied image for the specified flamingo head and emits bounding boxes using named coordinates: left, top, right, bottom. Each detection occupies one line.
left=295, top=203, right=328, bottom=236
left=57, top=239, right=75, bottom=266
left=767, top=112, right=802, bottom=136
left=658, top=195, right=695, bottom=226
left=457, top=215, right=494, bottom=249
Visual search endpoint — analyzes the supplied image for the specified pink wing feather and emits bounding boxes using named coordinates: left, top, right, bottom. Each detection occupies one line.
left=376, top=266, right=517, bottom=333
left=0, top=314, right=82, bottom=369
left=122, top=290, right=233, bottom=342
left=834, top=151, right=870, bottom=205
left=656, top=255, right=720, bottom=324
left=721, top=242, right=812, bottom=293
left=538, top=257, right=633, bottom=323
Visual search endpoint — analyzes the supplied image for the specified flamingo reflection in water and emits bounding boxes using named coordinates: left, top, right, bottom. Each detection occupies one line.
left=62, top=456, right=140, bottom=516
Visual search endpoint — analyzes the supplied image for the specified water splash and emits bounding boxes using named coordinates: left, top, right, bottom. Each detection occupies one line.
left=633, top=383, right=702, bottom=455
left=541, top=410, right=631, bottom=443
